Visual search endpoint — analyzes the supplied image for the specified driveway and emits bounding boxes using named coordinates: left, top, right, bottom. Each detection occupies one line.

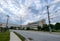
left=13, top=30, right=60, bottom=41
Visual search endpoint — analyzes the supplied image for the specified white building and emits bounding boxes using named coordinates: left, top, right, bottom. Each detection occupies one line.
left=0, top=23, right=20, bottom=28
left=27, top=19, right=46, bottom=29
left=0, top=23, right=6, bottom=28
left=20, top=19, right=46, bottom=30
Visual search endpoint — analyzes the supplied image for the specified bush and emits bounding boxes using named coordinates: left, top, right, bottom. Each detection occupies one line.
left=0, top=27, right=8, bottom=32
left=37, top=26, right=41, bottom=31
left=50, top=24, right=55, bottom=29
left=55, top=23, right=60, bottom=30
left=0, top=27, right=3, bottom=32
left=10, top=26, right=14, bottom=29
left=26, top=27, right=30, bottom=30
left=42, top=24, right=49, bottom=31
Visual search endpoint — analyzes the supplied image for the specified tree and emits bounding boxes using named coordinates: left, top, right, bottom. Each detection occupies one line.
left=37, top=26, right=41, bottom=31
left=10, top=26, right=14, bottom=29
left=42, top=24, right=49, bottom=31
left=26, top=27, right=30, bottom=30
left=55, top=23, right=60, bottom=30
left=0, top=27, right=3, bottom=32
left=50, top=24, right=55, bottom=29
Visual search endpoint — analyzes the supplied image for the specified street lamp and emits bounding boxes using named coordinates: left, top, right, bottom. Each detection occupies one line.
left=20, top=16, right=22, bottom=29
left=0, top=16, right=2, bottom=32
left=6, top=15, right=9, bottom=30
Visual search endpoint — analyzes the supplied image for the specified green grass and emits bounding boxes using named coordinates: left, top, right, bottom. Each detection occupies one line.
left=0, top=32, right=10, bottom=41
left=14, top=32, right=26, bottom=41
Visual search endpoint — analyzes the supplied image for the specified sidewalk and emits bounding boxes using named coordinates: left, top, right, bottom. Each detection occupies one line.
left=10, top=32, right=21, bottom=41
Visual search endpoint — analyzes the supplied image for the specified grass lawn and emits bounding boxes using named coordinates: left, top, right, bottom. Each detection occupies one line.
left=0, top=32, right=10, bottom=41
left=14, top=32, right=26, bottom=41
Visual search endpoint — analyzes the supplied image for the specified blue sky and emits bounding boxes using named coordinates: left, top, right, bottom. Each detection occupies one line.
left=0, top=0, right=60, bottom=25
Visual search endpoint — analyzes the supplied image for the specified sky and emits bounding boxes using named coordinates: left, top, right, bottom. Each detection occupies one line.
left=0, top=0, right=60, bottom=25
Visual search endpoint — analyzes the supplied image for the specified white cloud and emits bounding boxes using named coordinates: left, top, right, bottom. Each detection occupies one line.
left=53, top=0, right=60, bottom=3
left=0, top=0, right=60, bottom=25
left=23, top=20, right=34, bottom=25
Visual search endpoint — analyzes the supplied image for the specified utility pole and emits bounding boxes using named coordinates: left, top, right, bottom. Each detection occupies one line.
left=20, top=17, right=22, bottom=27
left=0, top=16, right=2, bottom=32
left=20, top=17, right=22, bottom=30
left=6, top=15, right=9, bottom=30
left=47, top=6, right=52, bottom=33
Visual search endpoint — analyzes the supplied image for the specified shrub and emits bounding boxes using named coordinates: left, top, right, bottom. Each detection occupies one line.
left=37, top=26, right=41, bottom=31
left=55, top=23, right=60, bottom=30
left=26, top=27, right=30, bottom=30
left=42, top=24, right=49, bottom=31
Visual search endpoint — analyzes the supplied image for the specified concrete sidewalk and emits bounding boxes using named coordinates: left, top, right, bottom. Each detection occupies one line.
left=10, top=32, right=21, bottom=41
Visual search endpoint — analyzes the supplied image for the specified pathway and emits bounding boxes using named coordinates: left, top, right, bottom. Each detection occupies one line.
left=10, top=32, right=21, bottom=41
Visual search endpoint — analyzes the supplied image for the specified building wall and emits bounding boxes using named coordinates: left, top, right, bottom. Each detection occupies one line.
left=38, top=19, right=46, bottom=27
left=27, top=19, right=46, bottom=28
left=0, top=24, right=2, bottom=27
left=0, top=24, right=6, bottom=28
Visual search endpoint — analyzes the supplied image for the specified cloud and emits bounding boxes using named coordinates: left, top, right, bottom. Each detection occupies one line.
left=0, top=0, right=60, bottom=25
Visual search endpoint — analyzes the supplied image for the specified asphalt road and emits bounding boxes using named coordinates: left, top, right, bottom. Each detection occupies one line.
left=13, top=30, right=60, bottom=41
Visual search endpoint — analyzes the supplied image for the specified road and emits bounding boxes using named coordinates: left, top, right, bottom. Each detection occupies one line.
left=13, top=30, right=60, bottom=41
